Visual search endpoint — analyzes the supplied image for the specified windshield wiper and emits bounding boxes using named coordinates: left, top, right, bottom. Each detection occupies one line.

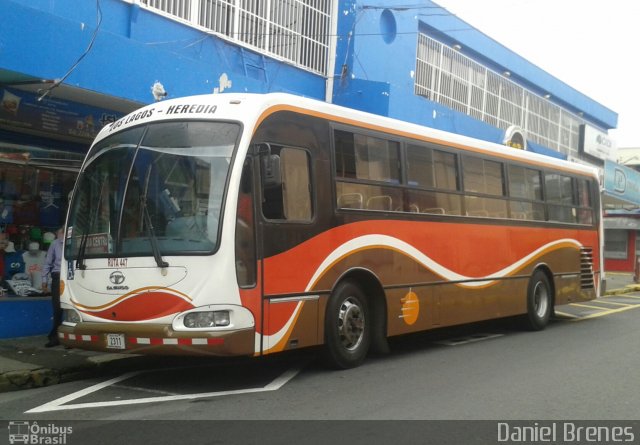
left=140, top=194, right=169, bottom=268
left=75, top=230, right=89, bottom=270
left=75, top=171, right=100, bottom=270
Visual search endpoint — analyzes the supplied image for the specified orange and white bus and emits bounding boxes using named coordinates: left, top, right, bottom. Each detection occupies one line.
left=58, top=93, right=602, bottom=368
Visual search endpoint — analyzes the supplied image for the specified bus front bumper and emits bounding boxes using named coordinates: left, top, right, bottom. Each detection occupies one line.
left=57, top=322, right=256, bottom=356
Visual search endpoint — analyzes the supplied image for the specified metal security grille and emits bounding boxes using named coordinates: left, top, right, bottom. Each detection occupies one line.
left=415, top=33, right=590, bottom=158
left=140, top=0, right=333, bottom=75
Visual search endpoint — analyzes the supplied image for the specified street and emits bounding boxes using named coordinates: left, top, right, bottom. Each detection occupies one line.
left=1, top=294, right=639, bottom=424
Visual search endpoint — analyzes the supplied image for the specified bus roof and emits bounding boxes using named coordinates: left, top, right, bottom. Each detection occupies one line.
left=96, top=92, right=599, bottom=179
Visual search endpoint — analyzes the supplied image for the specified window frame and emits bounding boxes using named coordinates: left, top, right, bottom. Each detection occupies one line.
left=330, top=123, right=597, bottom=227
left=258, top=142, right=315, bottom=224
left=506, top=163, right=546, bottom=222
left=333, top=126, right=405, bottom=213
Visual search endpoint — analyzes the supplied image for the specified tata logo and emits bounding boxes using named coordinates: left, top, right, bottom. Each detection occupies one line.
left=109, top=271, right=126, bottom=285
left=107, top=271, right=129, bottom=291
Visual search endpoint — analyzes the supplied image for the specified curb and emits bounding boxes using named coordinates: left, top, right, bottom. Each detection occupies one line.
left=0, top=354, right=151, bottom=393
left=0, top=363, right=102, bottom=393
left=604, top=285, right=640, bottom=296
left=0, top=368, right=61, bottom=393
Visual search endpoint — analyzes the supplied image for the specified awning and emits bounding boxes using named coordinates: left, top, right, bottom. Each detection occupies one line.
left=526, top=141, right=568, bottom=160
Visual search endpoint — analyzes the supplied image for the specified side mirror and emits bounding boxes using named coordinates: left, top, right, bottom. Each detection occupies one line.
left=253, top=143, right=281, bottom=187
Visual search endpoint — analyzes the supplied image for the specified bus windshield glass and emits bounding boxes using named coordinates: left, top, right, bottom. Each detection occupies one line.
left=65, top=120, right=240, bottom=259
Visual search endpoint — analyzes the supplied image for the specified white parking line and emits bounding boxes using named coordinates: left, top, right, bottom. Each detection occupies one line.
left=554, top=311, right=579, bottom=319
left=594, top=300, right=632, bottom=307
left=25, top=364, right=304, bottom=414
left=571, top=304, right=640, bottom=321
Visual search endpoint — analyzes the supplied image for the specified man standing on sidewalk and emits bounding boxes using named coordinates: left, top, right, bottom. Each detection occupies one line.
left=42, top=227, right=64, bottom=348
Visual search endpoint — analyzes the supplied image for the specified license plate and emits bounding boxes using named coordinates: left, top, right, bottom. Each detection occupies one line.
left=106, top=333, right=126, bottom=350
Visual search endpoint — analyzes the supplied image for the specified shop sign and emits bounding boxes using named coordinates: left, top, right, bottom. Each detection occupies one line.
left=503, top=125, right=527, bottom=150
left=579, top=124, right=617, bottom=161
left=604, top=217, right=640, bottom=230
left=603, top=160, right=640, bottom=206
left=0, top=87, right=123, bottom=140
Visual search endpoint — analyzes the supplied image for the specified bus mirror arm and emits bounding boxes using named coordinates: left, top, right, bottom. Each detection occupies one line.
left=252, top=143, right=271, bottom=156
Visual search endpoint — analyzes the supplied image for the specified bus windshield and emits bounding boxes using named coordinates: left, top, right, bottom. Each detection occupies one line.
left=66, top=120, right=240, bottom=260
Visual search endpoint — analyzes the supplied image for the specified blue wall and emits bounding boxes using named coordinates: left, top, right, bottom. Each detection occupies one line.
left=1, top=0, right=326, bottom=105
left=2, top=0, right=616, bottom=140
left=333, top=0, right=616, bottom=147
left=333, top=0, right=505, bottom=144
left=0, top=299, right=51, bottom=339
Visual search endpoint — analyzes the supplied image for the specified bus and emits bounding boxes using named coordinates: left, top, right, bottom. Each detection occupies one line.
left=58, top=92, right=602, bottom=368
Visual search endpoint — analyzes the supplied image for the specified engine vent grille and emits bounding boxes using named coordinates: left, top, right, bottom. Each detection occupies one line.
left=580, top=247, right=594, bottom=290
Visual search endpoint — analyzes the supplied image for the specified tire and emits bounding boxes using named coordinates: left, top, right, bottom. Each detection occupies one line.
left=323, top=280, right=371, bottom=369
left=522, top=270, right=553, bottom=331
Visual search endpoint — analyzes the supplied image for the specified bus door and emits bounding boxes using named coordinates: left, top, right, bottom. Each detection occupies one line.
left=234, top=156, right=262, bottom=355
left=255, top=143, right=320, bottom=355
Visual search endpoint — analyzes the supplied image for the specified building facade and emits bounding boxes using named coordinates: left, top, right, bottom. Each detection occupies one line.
left=603, top=148, right=640, bottom=274
left=0, top=0, right=620, bottom=336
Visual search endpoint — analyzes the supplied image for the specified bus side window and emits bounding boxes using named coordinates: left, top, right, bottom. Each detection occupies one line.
left=260, top=146, right=313, bottom=222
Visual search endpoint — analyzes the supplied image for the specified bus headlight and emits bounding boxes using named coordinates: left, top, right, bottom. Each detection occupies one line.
left=184, top=311, right=230, bottom=328
left=172, top=305, right=254, bottom=332
left=62, top=309, right=82, bottom=325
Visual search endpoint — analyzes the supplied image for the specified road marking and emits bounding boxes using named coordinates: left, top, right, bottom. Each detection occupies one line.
left=25, top=372, right=143, bottom=413
left=554, top=311, right=579, bottom=319
left=605, top=294, right=640, bottom=300
left=570, top=303, right=613, bottom=311
left=570, top=304, right=640, bottom=322
left=592, top=300, right=632, bottom=307
left=25, top=364, right=304, bottom=413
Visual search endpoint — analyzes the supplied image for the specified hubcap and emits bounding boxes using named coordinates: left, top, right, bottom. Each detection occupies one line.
left=337, top=297, right=365, bottom=351
left=533, top=281, right=549, bottom=318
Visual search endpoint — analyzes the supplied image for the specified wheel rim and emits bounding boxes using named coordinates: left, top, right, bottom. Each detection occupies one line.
left=337, top=297, right=365, bottom=351
left=533, top=281, right=549, bottom=319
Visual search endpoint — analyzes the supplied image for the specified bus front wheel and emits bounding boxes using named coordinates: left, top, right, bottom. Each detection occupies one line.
left=522, top=270, right=553, bottom=331
left=323, top=280, right=371, bottom=369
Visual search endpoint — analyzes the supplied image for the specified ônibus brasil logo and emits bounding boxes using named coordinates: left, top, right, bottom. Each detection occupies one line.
left=8, top=421, right=73, bottom=444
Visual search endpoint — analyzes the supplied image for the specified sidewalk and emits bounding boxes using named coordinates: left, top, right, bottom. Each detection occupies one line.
left=0, top=335, right=142, bottom=393
left=0, top=273, right=638, bottom=393
left=603, top=272, right=640, bottom=295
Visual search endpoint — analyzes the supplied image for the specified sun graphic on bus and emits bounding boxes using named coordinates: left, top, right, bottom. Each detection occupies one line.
left=400, top=290, right=419, bottom=325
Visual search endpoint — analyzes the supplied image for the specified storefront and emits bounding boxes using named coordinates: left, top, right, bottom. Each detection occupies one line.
left=604, top=214, right=640, bottom=272
left=603, top=160, right=640, bottom=275
left=0, top=86, right=130, bottom=336
left=0, top=146, right=83, bottom=291
left=0, top=142, right=86, bottom=337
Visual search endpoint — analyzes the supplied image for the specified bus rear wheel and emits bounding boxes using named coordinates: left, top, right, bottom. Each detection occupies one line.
left=323, top=280, right=371, bottom=369
left=522, top=270, right=553, bottom=331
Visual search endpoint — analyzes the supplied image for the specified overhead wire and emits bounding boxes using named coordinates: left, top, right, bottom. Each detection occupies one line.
left=37, top=0, right=103, bottom=101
